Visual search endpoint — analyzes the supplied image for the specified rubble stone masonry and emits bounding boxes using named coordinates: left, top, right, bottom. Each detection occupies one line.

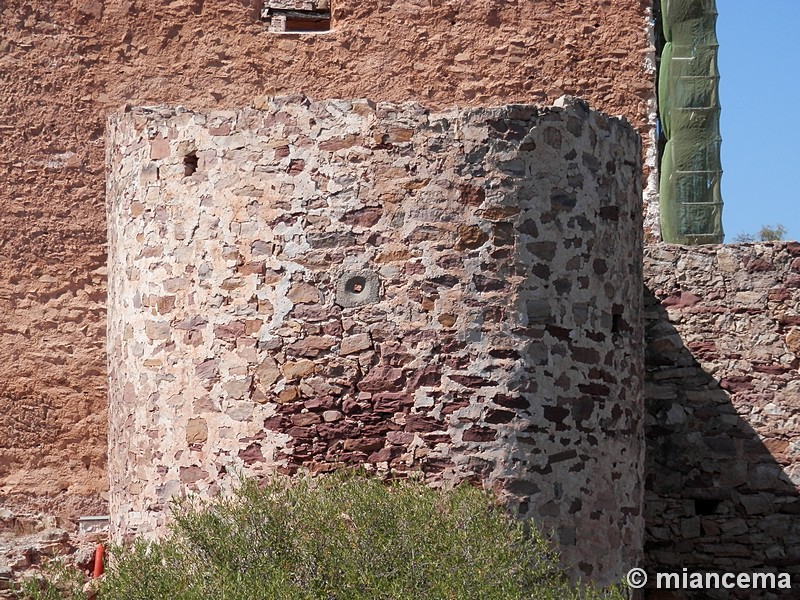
left=644, top=243, right=800, bottom=598
left=107, top=98, right=644, bottom=584
left=0, top=0, right=654, bottom=518
left=9, top=1, right=800, bottom=595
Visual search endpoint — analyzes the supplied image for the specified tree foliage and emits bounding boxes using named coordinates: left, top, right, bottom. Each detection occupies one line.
left=731, top=224, right=787, bottom=243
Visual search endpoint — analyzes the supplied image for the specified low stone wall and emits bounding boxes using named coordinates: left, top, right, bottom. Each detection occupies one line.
left=644, top=243, right=800, bottom=598
left=107, top=97, right=644, bottom=584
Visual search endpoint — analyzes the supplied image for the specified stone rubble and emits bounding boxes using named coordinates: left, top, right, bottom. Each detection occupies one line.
left=0, top=509, right=104, bottom=599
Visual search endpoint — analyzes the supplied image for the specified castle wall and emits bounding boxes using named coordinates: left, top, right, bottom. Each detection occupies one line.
left=644, top=243, right=800, bottom=597
left=107, top=98, right=644, bottom=584
left=0, top=0, right=654, bottom=517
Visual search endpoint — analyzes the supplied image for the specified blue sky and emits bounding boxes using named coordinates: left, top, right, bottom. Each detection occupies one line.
left=717, top=1, right=800, bottom=242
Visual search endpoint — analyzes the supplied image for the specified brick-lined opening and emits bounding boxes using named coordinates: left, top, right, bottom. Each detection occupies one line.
left=262, top=0, right=331, bottom=33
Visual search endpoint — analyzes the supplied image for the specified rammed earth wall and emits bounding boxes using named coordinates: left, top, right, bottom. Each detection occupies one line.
left=106, top=98, right=644, bottom=584
left=644, top=243, right=800, bottom=598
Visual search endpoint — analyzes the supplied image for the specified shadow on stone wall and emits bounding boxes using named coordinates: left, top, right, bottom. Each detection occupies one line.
left=644, top=286, right=800, bottom=600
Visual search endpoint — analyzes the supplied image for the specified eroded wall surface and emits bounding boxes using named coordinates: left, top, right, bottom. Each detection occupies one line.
left=644, top=243, right=800, bottom=598
left=107, top=98, right=644, bottom=583
left=0, top=0, right=654, bottom=518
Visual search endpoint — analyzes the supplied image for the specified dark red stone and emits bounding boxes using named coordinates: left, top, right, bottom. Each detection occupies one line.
left=494, top=393, right=529, bottom=410
left=372, top=392, right=411, bottom=413
left=238, top=443, right=265, bottom=465
left=459, top=184, right=485, bottom=206
left=599, top=206, right=619, bottom=221
left=786, top=242, right=800, bottom=256
left=213, top=321, right=246, bottom=341
left=287, top=336, right=336, bottom=358
left=543, top=405, right=570, bottom=425
left=387, top=431, right=414, bottom=445
left=687, top=341, right=718, bottom=359
left=304, top=396, right=337, bottom=411
left=341, top=207, right=382, bottom=228
left=440, top=399, right=470, bottom=415
left=292, top=304, right=341, bottom=322
left=462, top=426, right=496, bottom=442
left=473, top=274, right=506, bottom=292
left=287, top=426, right=315, bottom=439
left=588, top=368, right=616, bottom=383
left=361, top=422, right=401, bottom=438
left=753, top=364, right=790, bottom=375
left=443, top=356, right=471, bottom=369
left=485, top=409, right=515, bottom=424
left=341, top=397, right=363, bottom=415
left=429, top=274, right=460, bottom=288
left=343, top=437, right=384, bottom=453
left=263, top=415, right=287, bottom=431
left=768, top=287, right=791, bottom=302
left=287, top=159, right=305, bottom=175
left=368, top=445, right=401, bottom=463
left=661, top=292, right=702, bottom=309
left=550, top=449, right=578, bottom=463
left=405, top=414, right=441, bottom=433
left=358, top=366, right=406, bottom=392
left=746, top=258, right=773, bottom=272
left=578, top=382, right=610, bottom=396
left=317, top=422, right=357, bottom=440
left=407, top=365, right=441, bottom=389
left=422, top=432, right=451, bottom=444
left=720, top=377, right=755, bottom=393
left=319, top=136, right=357, bottom=151
left=546, top=325, right=571, bottom=341
left=238, top=261, right=265, bottom=275
left=592, top=259, right=608, bottom=274
left=572, top=346, right=600, bottom=364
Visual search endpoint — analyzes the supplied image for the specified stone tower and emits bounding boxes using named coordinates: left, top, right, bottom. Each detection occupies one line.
left=107, top=96, right=644, bottom=583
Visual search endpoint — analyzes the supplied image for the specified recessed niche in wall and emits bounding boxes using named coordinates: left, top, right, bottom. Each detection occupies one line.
left=262, top=0, right=331, bottom=33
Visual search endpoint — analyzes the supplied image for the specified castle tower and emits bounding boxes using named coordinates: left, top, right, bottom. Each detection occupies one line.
left=0, top=0, right=654, bottom=524
left=107, top=96, right=644, bottom=583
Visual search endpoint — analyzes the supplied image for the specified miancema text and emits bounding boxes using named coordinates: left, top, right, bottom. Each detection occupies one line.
left=658, top=569, right=791, bottom=590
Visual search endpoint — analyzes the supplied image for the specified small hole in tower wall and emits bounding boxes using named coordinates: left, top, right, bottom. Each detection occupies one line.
left=262, top=0, right=331, bottom=33
left=694, top=498, right=721, bottom=516
left=183, top=152, right=198, bottom=177
left=611, top=304, right=626, bottom=334
left=335, top=270, right=380, bottom=308
left=345, top=276, right=366, bottom=295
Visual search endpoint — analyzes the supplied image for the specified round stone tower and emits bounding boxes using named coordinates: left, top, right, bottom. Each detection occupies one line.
left=107, top=96, right=643, bottom=583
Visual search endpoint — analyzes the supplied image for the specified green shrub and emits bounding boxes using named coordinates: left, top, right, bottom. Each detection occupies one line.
left=19, top=473, right=628, bottom=599
left=13, top=559, right=86, bottom=600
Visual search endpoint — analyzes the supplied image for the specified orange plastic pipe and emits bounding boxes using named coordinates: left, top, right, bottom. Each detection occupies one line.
left=92, top=543, right=105, bottom=578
